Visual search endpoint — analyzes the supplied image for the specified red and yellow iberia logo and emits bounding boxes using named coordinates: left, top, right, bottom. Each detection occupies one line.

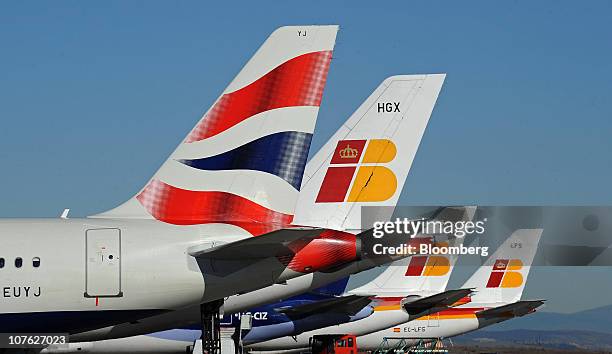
left=405, top=241, right=451, bottom=276
left=315, top=139, right=397, bottom=203
left=405, top=255, right=450, bottom=276
left=486, top=259, right=524, bottom=288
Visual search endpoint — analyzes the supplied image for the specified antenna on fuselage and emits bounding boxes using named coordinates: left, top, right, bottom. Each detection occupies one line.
left=60, top=208, right=70, bottom=219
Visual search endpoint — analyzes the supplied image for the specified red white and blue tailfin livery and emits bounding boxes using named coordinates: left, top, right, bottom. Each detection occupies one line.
left=93, top=26, right=338, bottom=235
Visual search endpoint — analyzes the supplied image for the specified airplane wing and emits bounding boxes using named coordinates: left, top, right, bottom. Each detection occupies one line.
left=476, top=300, right=545, bottom=319
left=188, top=228, right=326, bottom=259
left=274, top=294, right=372, bottom=318
left=402, top=288, right=473, bottom=315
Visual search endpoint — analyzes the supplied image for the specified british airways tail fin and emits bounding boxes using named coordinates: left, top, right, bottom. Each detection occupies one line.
left=92, top=26, right=338, bottom=235
left=292, top=74, right=446, bottom=232
left=462, top=228, right=542, bottom=304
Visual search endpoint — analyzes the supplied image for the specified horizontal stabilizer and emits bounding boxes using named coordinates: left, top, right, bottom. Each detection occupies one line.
left=402, top=288, right=474, bottom=315
left=275, top=294, right=371, bottom=318
left=188, top=228, right=325, bottom=259
left=476, top=300, right=545, bottom=319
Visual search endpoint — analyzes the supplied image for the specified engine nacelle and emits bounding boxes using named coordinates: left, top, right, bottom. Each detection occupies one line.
left=281, top=230, right=362, bottom=273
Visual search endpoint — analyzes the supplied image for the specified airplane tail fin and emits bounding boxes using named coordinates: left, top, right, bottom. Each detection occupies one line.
left=292, top=74, right=446, bottom=232
left=462, top=228, right=543, bottom=304
left=92, top=26, right=339, bottom=235
left=350, top=236, right=463, bottom=297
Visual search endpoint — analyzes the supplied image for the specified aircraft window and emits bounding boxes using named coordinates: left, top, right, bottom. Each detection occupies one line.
left=0, top=258, right=4, bottom=268
left=15, top=257, right=23, bottom=268
left=33, top=257, right=41, bottom=268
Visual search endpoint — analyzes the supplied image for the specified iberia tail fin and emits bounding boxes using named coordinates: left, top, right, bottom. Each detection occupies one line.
left=462, top=228, right=543, bottom=304
left=350, top=236, right=463, bottom=297
left=292, top=74, right=446, bottom=232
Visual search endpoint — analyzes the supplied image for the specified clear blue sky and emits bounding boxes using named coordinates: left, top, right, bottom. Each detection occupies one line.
left=1, top=1, right=612, bottom=313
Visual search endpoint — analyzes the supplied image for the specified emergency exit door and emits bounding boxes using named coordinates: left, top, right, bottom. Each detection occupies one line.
left=85, top=228, right=122, bottom=297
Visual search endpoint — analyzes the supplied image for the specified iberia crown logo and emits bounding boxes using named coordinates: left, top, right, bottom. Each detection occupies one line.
left=339, top=144, right=359, bottom=159
left=486, top=259, right=524, bottom=288
left=316, top=139, right=397, bottom=203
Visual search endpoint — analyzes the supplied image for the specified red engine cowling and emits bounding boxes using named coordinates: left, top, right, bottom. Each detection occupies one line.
left=280, top=230, right=362, bottom=273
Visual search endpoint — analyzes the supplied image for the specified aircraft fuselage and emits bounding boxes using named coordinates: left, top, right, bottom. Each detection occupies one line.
left=0, top=218, right=282, bottom=334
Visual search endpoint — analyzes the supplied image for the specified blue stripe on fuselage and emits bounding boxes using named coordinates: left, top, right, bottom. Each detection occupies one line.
left=310, top=277, right=350, bottom=296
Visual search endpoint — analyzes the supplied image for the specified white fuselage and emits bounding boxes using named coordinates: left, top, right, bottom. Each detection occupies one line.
left=356, top=316, right=481, bottom=350
left=0, top=218, right=308, bottom=334
left=350, top=303, right=513, bottom=350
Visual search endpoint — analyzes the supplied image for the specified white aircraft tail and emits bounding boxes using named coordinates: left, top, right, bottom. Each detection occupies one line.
left=350, top=237, right=463, bottom=297
left=92, top=26, right=339, bottom=235
left=462, top=228, right=543, bottom=304
left=292, top=74, right=446, bottom=231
